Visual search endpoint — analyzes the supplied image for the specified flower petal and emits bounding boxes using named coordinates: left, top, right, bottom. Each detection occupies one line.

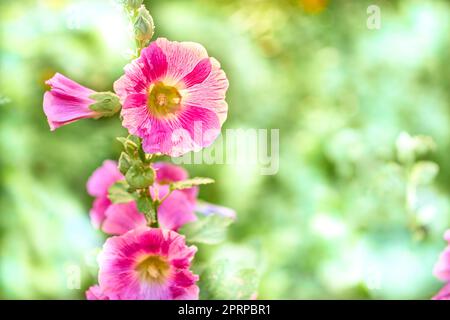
left=102, top=202, right=147, bottom=236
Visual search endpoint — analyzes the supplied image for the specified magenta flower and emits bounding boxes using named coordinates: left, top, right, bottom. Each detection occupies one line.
left=114, top=38, right=229, bottom=156
left=86, top=160, right=124, bottom=228
left=433, top=230, right=450, bottom=282
left=43, top=73, right=97, bottom=130
left=98, top=228, right=199, bottom=300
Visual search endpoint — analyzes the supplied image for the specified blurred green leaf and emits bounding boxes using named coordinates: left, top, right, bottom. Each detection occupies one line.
left=180, top=214, right=233, bottom=245
left=169, top=177, right=214, bottom=191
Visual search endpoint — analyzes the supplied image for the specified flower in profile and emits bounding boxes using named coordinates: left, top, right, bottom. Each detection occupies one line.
left=433, top=230, right=450, bottom=282
left=43, top=73, right=121, bottom=131
left=87, top=160, right=124, bottom=228
left=114, top=38, right=229, bottom=156
left=98, top=228, right=199, bottom=300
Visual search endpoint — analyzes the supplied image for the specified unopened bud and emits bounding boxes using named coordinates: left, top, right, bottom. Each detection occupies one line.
left=134, top=5, right=154, bottom=42
left=118, top=152, right=132, bottom=175
left=89, top=92, right=121, bottom=117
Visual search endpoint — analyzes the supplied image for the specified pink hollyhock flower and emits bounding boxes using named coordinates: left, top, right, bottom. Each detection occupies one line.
left=433, top=283, right=450, bottom=300
left=43, top=73, right=98, bottom=130
left=433, top=230, right=450, bottom=282
left=98, top=228, right=199, bottom=300
left=86, top=160, right=124, bottom=228
left=114, top=38, right=229, bottom=156
left=86, top=285, right=109, bottom=300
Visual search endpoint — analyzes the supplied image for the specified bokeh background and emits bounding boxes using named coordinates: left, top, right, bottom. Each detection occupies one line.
left=1, top=0, right=450, bottom=299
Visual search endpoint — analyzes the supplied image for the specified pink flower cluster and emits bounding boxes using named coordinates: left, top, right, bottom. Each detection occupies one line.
left=432, top=230, right=450, bottom=300
left=43, top=36, right=231, bottom=300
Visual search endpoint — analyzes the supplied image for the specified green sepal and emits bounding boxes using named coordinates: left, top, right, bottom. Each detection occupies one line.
left=88, top=92, right=121, bottom=116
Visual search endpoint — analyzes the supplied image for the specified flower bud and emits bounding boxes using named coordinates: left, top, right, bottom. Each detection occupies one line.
left=118, top=152, right=132, bottom=175
left=134, top=6, right=154, bottom=42
left=88, top=92, right=121, bottom=117
left=125, top=164, right=155, bottom=189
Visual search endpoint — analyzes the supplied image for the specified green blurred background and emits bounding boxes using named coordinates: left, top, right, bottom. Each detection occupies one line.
left=1, top=0, right=450, bottom=299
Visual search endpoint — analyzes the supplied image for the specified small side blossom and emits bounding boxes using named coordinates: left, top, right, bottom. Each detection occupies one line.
left=98, top=228, right=199, bottom=300
left=43, top=73, right=120, bottom=130
left=86, top=160, right=124, bottom=228
left=114, top=38, right=229, bottom=157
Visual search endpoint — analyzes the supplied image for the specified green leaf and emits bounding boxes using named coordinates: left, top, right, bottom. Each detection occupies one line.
left=200, top=259, right=259, bottom=300
left=179, top=214, right=233, bottom=245
left=108, top=180, right=136, bottom=203
left=169, top=177, right=214, bottom=191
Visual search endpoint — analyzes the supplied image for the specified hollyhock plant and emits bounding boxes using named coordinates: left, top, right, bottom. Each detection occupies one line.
left=86, top=160, right=124, bottom=228
left=96, top=228, right=199, bottom=300
left=44, top=1, right=245, bottom=301
left=43, top=73, right=121, bottom=130
left=114, top=37, right=229, bottom=157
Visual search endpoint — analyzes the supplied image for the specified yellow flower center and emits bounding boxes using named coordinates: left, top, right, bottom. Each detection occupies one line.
left=135, top=255, right=170, bottom=284
left=147, top=82, right=182, bottom=118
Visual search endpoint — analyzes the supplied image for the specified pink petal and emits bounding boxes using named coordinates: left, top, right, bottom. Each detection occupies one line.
left=137, top=105, right=220, bottom=157
left=179, top=58, right=212, bottom=88
left=102, top=202, right=147, bottom=235
left=432, top=283, right=450, bottom=300
left=86, top=160, right=123, bottom=197
left=89, top=196, right=111, bottom=229
left=155, top=38, right=208, bottom=85
left=86, top=285, right=109, bottom=300
left=180, top=57, right=229, bottom=125
left=158, top=190, right=197, bottom=231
